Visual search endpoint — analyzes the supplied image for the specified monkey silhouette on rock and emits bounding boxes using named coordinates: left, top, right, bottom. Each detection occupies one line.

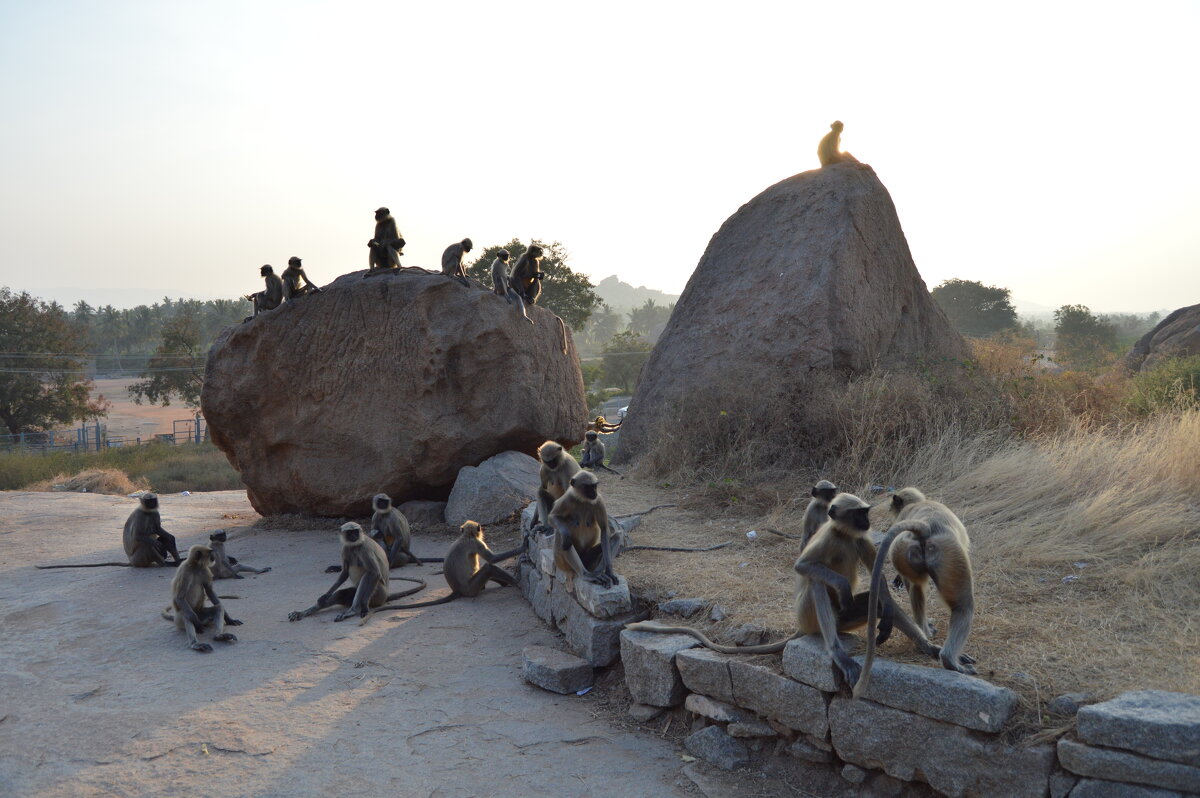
left=817, top=120, right=857, bottom=166
left=281, top=257, right=322, bottom=299
left=245, top=264, right=283, bottom=320
left=441, top=238, right=474, bottom=286
left=366, top=206, right=405, bottom=276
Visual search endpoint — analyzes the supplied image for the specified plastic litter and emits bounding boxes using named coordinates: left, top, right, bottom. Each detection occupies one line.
left=576, top=686, right=592, bottom=696
left=745, top=530, right=757, bottom=541
left=1072, top=562, right=1090, bottom=569
left=180, top=491, right=191, bottom=496
left=1061, top=574, right=1079, bottom=585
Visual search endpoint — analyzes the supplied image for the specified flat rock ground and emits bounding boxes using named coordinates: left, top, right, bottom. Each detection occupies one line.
left=0, top=490, right=774, bottom=798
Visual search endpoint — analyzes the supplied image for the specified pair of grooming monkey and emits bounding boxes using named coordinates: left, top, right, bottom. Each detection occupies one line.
left=629, top=481, right=976, bottom=696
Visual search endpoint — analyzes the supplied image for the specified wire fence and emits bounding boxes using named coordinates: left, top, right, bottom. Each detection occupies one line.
left=0, top=415, right=208, bottom=456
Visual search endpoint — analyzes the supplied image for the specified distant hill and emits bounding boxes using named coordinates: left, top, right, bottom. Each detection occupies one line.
left=593, top=275, right=680, bottom=313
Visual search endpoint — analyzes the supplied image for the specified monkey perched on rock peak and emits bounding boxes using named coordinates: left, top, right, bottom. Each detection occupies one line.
left=366, top=206, right=405, bottom=275
left=441, top=238, right=474, bottom=286
left=509, top=244, right=545, bottom=305
left=818, top=120, right=850, bottom=166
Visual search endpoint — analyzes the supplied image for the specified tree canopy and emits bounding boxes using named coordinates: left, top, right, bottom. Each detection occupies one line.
left=601, top=330, right=652, bottom=391
left=127, top=310, right=206, bottom=408
left=0, top=287, right=109, bottom=435
left=465, top=239, right=601, bottom=330
left=931, top=279, right=1018, bottom=338
left=1054, top=304, right=1119, bottom=370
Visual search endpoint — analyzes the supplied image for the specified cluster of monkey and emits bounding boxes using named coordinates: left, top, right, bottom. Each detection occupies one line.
left=628, top=480, right=977, bottom=697
left=244, top=206, right=551, bottom=331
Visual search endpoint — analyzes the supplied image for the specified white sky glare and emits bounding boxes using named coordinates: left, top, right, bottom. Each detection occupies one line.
left=1, top=1, right=1197, bottom=313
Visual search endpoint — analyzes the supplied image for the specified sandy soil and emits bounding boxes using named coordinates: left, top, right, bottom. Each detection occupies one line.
left=89, top=378, right=196, bottom=440
left=0, top=490, right=767, bottom=798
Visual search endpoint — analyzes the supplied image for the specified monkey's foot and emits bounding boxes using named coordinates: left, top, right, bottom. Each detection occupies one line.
left=259, top=567, right=272, bottom=573
left=926, top=622, right=938, bottom=636
left=836, top=656, right=862, bottom=688
left=225, top=618, right=244, bottom=626
left=959, top=652, right=977, bottom=665
left=940, top=652, right=976, bottom=674
left=190, top=642, right=214, bottom=653
left=214, top=633, right=237, bottom=643
left=324, top=565, right=341, bottom=574
left=287, top=611, right=305, bottom=622
left=333, top=610, right=355, bottom=622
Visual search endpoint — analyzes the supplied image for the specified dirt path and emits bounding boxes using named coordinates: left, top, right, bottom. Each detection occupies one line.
left=0, top=490, right=757, bottom=798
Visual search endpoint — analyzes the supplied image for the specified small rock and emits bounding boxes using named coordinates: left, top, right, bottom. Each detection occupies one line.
left=658, top=597, right=706, bottom=617
left=690, top=716, right=708, bottom=734
left=684, top=694, right=751, bottom=724
left=396, top=500, right=447, bottom=528
left=573, top=574, right=632, bottom=619
left=521, top=645, right=593, bottom=695
left=727, top=720, right=777, bottom=738
left=1047, top=692, right=1094, bottom=717
left=620, top=630, right=696, bottom=707
left=787, top=738, right=834, bottom=764
left=684, top=726, right=750, bottom=771
left=627, top=703, right=665, bottom=723
left=676, top=647, right=734, bottom=703
left=445, top=451, right=542, bottom=527
left=841, top=764, right=868, bottom=785
left=728, top=623, right=766, bottom=646
left=709, top=605, right=727, bottom=622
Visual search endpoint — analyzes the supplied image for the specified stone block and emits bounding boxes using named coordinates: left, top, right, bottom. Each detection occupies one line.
left=1069, top=778, right=1186, bottom=798
left=728, top=659, right=828, bottom=738
left=521, top=646, right=593, bottom=695
left=537, top=547, right=555, bottom=578
left=620, top=630, right=697, bottom=707
left=658, top=597, right=706, bottom=617
left=676, top=648, right=735, bottom=703
left=518, top=563, right=552, bottom=623
left=627, top=703, right=664, bottom=723
left=1048, top=692, right=1094, bottom=717
left=782, top=634, right=854, bottom=692
left=1077, top=691, right=1200, bottom=767
left=573, top=574, right=632, bottom=619
left=1058, top=739, right=1200, bottom=793
left=445, top=451, right=541, bottom=527
left=683, top=726, right=750, bottom=771
left=684, top=693, right=753, bottom=723
left=727, top=720, right=777, bottom=738
left=828, top=697, right=1054, bottom=798
left=1049, top=767, right=1079, bottom=798
left=842, top=763, right=868, bottom=784
left=559, top=599, right=644, bottom=667
left=850, top=656, right=1018, bottom=732
left=787, top=737, right=834, bottom=764
left=520, top=500, right=538, bottom=533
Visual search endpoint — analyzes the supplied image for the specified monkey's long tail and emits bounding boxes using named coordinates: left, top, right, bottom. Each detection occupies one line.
left=556, top=315, right=568, bottom=354
left=597, top=463, right=624, bottom=478
left=853, top=520, right=931, bottom=699
left=417, top=557, right=444, bottom=564
left=760, top=528, right=802, bottom=541
left=36, top=562, right=130, bottom=569
left=161, top=608, right=174, bottom=622
left=373, top=593, right=460, bottom=612
left=625, top=620, right=799, bottom=654
left=614, top=504, right=677, bottom=521
left=624, top=542, right=733, bottom=553
left=385, top=576, right=427, bottom=601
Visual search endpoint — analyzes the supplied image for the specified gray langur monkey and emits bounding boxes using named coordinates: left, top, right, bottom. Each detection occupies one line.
left=509, top=244, right=544, bottom=305
left=289, top=523, right=425, bottom=625
left=818, top=120, right=847, bottom=166
left=161, top=544, right=242, bottom=653
left=535, top=441, right=581, bottom=531
left=371, top=522, right=521, bottom=611
left=441, top=238, right=474, bottom=286
left=125, top=492, right=181, bottom=567
left=245, top=264, right=283, bottom=320
left=579, top=430, right=622, bottom=477
left=549, top=470, right=618, bottom=588
left=855, top=488, right=977, bottom=698
left=628, top=494, right=906, bottom=688
left=366, top=206, right=405, bottom=275
left=801, top=480, right=838, bottom=549
left=281, top=256, right=322, bottom=299
left=208, top=530, right=271, bottom=579
left=491, top=249, right=534, bottom=325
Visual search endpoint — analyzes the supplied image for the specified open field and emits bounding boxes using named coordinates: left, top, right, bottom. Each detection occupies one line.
left=89, top=378, right=195, bottom=440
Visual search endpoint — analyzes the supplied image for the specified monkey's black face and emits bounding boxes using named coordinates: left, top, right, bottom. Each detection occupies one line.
left=142, top=495, right=158, bottom=510
left=891, top=495, right=905, bottom=511
left=343, top=528, right=360, bottom=543
left=815, top=488, right=836, bottom=503
left=375, top=209, right=388, bottom=222
left=374, top=498, right=389, bottom=511
left=848, top=508, right=870, bottom=531
left=210, top=531, right=227, bottom=543
left=574, top=480, right=598, bottom=501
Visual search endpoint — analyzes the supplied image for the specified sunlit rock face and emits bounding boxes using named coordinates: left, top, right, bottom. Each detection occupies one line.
left=202, top=270, right=586, bottom=516
left=615, top=162, right=968, bottom=464
left=1122, top=303, right=1200, bottom=373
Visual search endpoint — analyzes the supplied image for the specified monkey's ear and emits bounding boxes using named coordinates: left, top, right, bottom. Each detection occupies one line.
left=891, top=495, right=903, bottom=509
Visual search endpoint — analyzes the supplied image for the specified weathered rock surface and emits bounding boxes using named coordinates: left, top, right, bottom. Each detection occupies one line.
left=521, top=645, right=593, bottom=695
left=849, top=656, right=1018, bottom=732
left=397, top=500, right=447, bottom=528
left=1058, top=739, right=1200, bottom=793
left=728, top=659, right=828, bottom=738
left=828, top=698, right=1054, bottom=798
left=201, top=270, right=585, bottom=516
left=620, top=629, right=697, bottom=707
left=685, top=693, right=752, bottom=724
left=676, top=647, right=735, bottom=703
left=1077, top=691, right=1200, bottom=767
left=615, top=163, right=968, bottom=463
left=444, top=451, right=541, bottom=527
left=1069, top=778, right=1187, bottom=798
left=783, top=634, right=855, bottom=692
left=684, top=726, right=750, bottom=771
left=573, top=574, right=632, bottom=619
left=1123, top=303, right=1200, bottom=373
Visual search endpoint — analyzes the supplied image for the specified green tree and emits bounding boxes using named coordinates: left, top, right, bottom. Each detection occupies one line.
left=0, top=288, right=109, bottom=435
left=466, top=239, right=601, bottom=330
left=931, top=279, right=1018, bottom=338
left=627, top=299, right=674, bottom=340
left=1054, top=304, right=1119, bottom=370
left=128, top=311, right=206, bottom=408
left=601, top=330, right=652, bottom=391
left=581, top=304, right=623, bottom=350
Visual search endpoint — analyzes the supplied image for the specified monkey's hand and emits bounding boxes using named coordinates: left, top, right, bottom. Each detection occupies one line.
left=225, top=617, right=244, bottom=626
left=190, top=642, right=214, bottom=653
left=333, top=610, right=355, bottom=622
left=214, top=633, right=237, bottom=643
left=368, top=239, right=378, bottom=247
left=324, top=565, right=342, bottom=574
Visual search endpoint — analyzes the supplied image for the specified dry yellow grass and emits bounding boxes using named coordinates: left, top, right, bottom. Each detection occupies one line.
left=608, top=409, right=1200, bottom=736
left=28, top=468, right=149, bottom=495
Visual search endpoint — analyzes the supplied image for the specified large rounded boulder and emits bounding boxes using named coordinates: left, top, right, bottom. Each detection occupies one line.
left=1122, top=303, right=1200, bottom=373
left=615, top=162, right=968, bottom=464
left=201, top=270, right=586, bottom=516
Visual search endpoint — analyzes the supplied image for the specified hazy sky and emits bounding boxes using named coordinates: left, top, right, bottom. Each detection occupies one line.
left=1, top=1, right=1197, bottom=314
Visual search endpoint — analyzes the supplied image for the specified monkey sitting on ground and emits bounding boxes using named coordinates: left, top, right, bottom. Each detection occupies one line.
left=35, top=492, right=183, bottom=569
left=817, top=120, right=857, bottom=166
left=579, top=430, right=622, bottom=477
left=161, top=544, right=242, bottom=653
left=490, top=249, right=534, bottom=325
left=368, top=493, right=419, bottom=568
left=289, top=523, right=425, bottom=625
left=441, top=238, right=474, bottom=286
left=628, top=494, right=919, bottom=689
left=371, top=521, right=522, bottom=611
left=549, top=470, right=619, bottom=588
left=855, top=488, right=977, bottom=698
left=244, top=264, right=283, bottom=320
left=208, top=530, right=271, bottom=579
left=509, top=244, right=545, bottom=305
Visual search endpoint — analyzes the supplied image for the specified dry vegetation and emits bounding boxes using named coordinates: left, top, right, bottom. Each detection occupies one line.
left=611, top=340, right=1200, bottom=736
left=28, top=467, right=149, bottom=495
